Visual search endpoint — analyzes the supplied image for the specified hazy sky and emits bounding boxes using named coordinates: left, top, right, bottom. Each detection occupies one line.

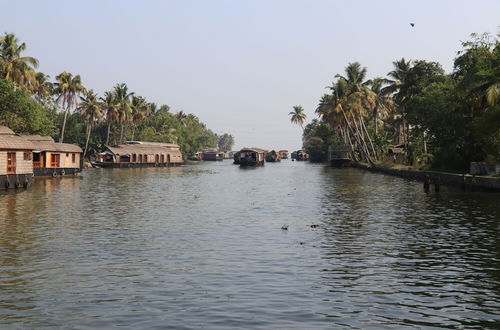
left=2, top=0, right=499, bottom=150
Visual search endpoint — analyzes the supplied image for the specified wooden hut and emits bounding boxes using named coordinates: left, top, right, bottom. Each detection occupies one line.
left=239, top=148, right=266, bottom=166
left=279, top=150, right=289, bottom=159
left=265, top=150, right=281, bottom=162
left=23, top=135, right=83, bottom=176
left=0, top=126, right=35, bottom=189
left=95, top=141, right=183, bottom=167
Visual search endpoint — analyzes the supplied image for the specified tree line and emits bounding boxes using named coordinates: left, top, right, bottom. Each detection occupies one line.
left=289, top=32, right=499, bottom=171
left=0, top=32, right=234, bottom=158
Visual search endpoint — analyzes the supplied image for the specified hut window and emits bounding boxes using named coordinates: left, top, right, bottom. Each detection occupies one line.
left=50, top=154, right=60, bottom=167
left=7, top=152, right=16, bottom=174
left=138, top=154, right=143, bottom=163
left=66, top=153, right=69, bottom=157
left=160, top=154, right=165, bottom=163
left=23, top=152, right=31, bottom=161
left=143, top=154, right=148, bottom=162
left=132, top=154, right=136, bottom=162
left=72, top=154, right=76, bottom=163
left=155, top=154, right=159, bottom=163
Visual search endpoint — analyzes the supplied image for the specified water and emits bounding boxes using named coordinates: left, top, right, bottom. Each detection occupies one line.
left=0, top=161, right=499, bottom=329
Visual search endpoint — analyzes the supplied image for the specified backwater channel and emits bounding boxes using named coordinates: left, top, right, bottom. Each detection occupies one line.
left=0, top=161, right=499, bottom=329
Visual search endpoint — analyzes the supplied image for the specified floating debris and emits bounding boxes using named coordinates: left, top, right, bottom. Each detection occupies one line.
left=281, top=224, right=289, bottom=230
left=309, top=224, right=320, bottom=228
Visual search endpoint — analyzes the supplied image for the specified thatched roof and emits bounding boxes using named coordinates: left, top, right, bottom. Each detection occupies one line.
left=240, top=147, right=267, bottom=153
left=105, top=141, right=180, bottom=156
left=22, top=135, right=83, bottom=153
left=0, top=126, right=15, bottom=135
left=0, top=135, right=35, bottom=150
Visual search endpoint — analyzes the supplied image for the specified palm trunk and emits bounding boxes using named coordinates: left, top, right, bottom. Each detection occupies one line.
left=106, top=122, right=111, bottom=145
left=83, top=124, right=91, bottom=158
left=60, top=107, right=69, bottom=143
left=120, top=124, right=125, bottom=144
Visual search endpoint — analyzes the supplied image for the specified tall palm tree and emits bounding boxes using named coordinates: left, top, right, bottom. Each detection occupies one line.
left=33, top=72, right=53, bottom=102
left=100, top=91, right=118, bottom=145
left=366, top=77, right=393, bottom=135
left=130, top=95, right=150, bottom=140
left=113, top=83, right=134, bottom=143
left=54, top=71, right=86, bottom=142
left=78, top=89, right=102, bottom=158
left=289, top=105, right=307, bottom=129
left=0, top=33, right=39, bottom=91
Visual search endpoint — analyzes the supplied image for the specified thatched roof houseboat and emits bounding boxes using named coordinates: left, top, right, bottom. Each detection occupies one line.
left=328, top=145, right=351, bottom=167
left=22, top=135, right=83, bottom=176
left=279, top=150, right=289, bottom=159
left=233, top=151, right=241, bottom=164
left=0, top=126, right=35, bottom=189
left=202, top=149, right=225, bottom=161
left=95, top=141, right=183, bottom=167
left=294, top=150, right=309, bottom=161
left=265, top=150, right=281, bottom=162
left=240, top=148, right=266, bottom=166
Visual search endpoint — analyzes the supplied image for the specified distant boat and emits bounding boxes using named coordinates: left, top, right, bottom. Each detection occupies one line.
left=278, top=150, right=289, bottom=159
left=328, top=145, right=351, bottom=167
left=239, top=148, right=266, bottom=166
left=265, top=150, right=281, bottom=162
left=202, top=150, right=224, bottom=161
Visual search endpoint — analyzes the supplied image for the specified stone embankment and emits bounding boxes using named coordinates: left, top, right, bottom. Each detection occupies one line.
left=353, top=163, right=500, bottom=192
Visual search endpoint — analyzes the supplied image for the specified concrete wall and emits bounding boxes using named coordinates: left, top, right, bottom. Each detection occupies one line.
left=354, top=163, right=500, bottom=192
left=0, top=151, right=33, bottom=175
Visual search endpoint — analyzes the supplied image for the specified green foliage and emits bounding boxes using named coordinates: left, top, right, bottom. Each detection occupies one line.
left=0, top=78, right=56, bottom=135
left=217, top=133, right=235, bottom=152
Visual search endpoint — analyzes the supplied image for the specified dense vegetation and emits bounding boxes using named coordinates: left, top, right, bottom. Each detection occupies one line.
left=291, top=33, right=499, bottom=171
left=0, top=32, right=233, bottom=158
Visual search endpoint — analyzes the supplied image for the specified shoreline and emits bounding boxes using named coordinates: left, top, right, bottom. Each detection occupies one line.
left=352, top=163, right=500, bottom=192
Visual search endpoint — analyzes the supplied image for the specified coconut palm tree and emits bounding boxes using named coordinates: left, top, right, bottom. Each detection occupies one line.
left=78, top=89, right=102, bottom=158
left=54, top=71, right=86, bottom=142
left=289, top=105, right=307, bottom=129
left=100, top=91, right=118, bottom=145
left=366, top=77, right=393, bottom=135
left=0, top=33, right=39, bottom=91
left=33, top=72, right=53, bottom=102
left=113, top=83, right=134, bottom=143
left=130, top=95, right=150, bottom=140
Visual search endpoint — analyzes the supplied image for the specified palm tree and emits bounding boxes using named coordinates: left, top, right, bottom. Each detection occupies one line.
left=33, top=72, right=53, bottom=102
left=112, top=83, right=134, bottom=143
left=289, top=105, right=307, bottom=129
left=130, top=95, right=150, bottom=140
left=0, top=33, right=39, bottom=91
left=100, top=91, right=118, bottom=145
left=366, top=77, right=393, bottom=135
left=78, top=89, right=102, bottom=158
left=54, top=71, right=86, bottom=142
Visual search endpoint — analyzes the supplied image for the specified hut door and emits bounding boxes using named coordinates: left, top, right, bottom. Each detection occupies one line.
left=167, top=154, right=171, bottom=163
left=7, top=152, right=16, bottom=174
left=160, top=155, right=164, bottom=163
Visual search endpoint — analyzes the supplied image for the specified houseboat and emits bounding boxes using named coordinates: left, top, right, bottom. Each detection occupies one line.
left=188, top=152, right=203, bottom=161
left=265, top=150, right=281, bottom=162
left=23, top=135, right=83, bottom=176
left=202, top=150, right=225, bottom=161
left=233, top=151, right=241, bottom=164
left=95, top=141, right=183, bottom=167
left=279, top=150, right=289, bottom=159
left=295, top=150, right=309, bottom=161
left=0, top=126, right=35, bottom=189
left=239, top=148, right=266, bottom=167
left=328, top=145, right=351, bottom=167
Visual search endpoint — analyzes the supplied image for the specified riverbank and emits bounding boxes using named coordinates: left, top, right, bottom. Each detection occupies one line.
left=353, top=162, right=500, bottom=192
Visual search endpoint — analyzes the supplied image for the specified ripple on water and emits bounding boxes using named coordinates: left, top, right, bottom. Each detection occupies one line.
left=0, top=163, right=499, bottom=329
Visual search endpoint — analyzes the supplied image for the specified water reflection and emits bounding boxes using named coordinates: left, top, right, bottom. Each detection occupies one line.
left=0, top=163, right=499, bottom=328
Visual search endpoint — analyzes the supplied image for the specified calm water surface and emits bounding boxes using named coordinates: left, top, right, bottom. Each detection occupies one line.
left=0, top=161, right=499, bottom=329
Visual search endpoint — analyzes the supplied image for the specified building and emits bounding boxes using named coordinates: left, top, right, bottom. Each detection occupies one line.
left=0, top=126, right=35, bottom=189
left=95, top=141, right=183, bottom=167
left=23, top=135, right=83, bottom=176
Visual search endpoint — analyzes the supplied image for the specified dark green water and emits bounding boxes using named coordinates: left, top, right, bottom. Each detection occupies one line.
left=0, top=161, right=499, bottom=329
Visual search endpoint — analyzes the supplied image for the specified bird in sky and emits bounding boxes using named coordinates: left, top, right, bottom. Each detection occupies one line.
left=410, top=23, right=415, bottom=27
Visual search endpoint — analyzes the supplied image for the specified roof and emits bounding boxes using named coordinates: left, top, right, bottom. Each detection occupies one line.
left=0, top=135, right=35, bottom=150
left=22, top=136, right=83, bottom=153
left=124, top=141, right=179, bottom=148
left=105, top=142, right=180, bottom=156
left=240, top=147, right=267, bottom=153
left=0, top=126, right=15, bottom=135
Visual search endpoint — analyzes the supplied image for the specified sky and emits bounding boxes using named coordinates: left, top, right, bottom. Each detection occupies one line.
left=1, top=0, right=499, bottom=151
